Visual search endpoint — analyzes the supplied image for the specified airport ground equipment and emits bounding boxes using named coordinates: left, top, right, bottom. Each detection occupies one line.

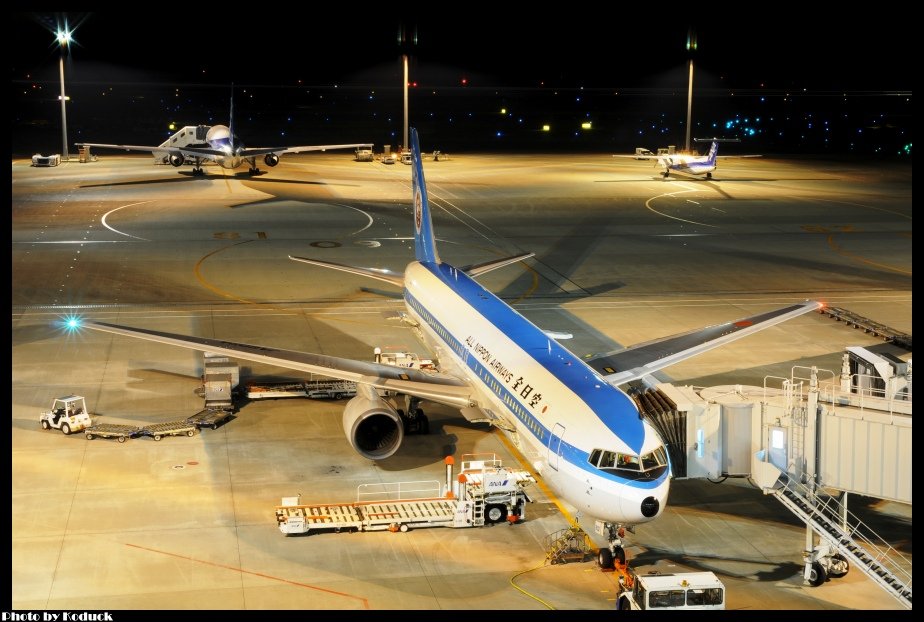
left=354, top=147, right=374, bottom=162
left=186, top=408, right=235, bottom=430
left=202, top=353, right=239, bottom=410
left=635, top=352, right=911, bottom=608
left=613, top=565, right=726, bottom=610
left=152, top=125, right=210, bottom=165
left=31, top=154, right=61, bottom=167
left=39, top=395, right=92, bottom=435
left=275, top=454, right=534, bottom=536
left=137, top=421, right=198, bottom=441
left=544, top=525, right=594, bottom=565
left=84, top=423, right=141, bottom=443
left=85, top=414, right=228, bottom=442
left=819, top=306, right=912, bottom=350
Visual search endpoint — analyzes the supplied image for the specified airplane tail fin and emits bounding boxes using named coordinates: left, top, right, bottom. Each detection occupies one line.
left=229, top=83, right=235, bottom=152
left=705, top=141, right=719, bottom=166
left=410, top=128, right=440, bottom=264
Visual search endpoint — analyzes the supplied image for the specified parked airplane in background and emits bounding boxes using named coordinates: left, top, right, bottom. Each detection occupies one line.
left=617, top=139, right=761, bottom=179
left=78, top=129, right=819, bottom=567
left=76, top=91, right=371, bottom=176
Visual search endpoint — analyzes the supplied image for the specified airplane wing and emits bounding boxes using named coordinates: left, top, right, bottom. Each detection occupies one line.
left=76, top=143, right=229, bottom=159
left=583, top=301, right=822, bottom=386
left=240, top=143, right=374, bottom=157
left=83, top=321, right=475, bottom=408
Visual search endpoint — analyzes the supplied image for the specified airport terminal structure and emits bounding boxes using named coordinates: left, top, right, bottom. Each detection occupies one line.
left=11, top=143, right=911, bottom=610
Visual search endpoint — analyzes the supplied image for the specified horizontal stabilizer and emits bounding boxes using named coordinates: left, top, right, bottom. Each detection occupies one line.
left=289, top=256, right=404, bottom=287
left=461, top=252, right=535, bottom=278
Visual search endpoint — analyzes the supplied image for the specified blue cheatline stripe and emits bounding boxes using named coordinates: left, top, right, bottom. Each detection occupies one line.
left=415, top=262, right=646, bottom=450
left=404, top=280, right=668, bottom=490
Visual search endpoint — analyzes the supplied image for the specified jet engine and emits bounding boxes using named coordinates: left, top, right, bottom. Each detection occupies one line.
left=264, top=154, right=279, bottom=167
left=342, top=394, right=404, bottom=460
left=169, top=154, right=185, bottom=167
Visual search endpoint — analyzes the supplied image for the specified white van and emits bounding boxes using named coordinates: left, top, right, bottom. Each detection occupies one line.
left=617, top=571, right=725, bottom=610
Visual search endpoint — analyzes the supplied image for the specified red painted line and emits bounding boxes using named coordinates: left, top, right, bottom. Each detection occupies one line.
left=125, top=542, right=370, bottom=608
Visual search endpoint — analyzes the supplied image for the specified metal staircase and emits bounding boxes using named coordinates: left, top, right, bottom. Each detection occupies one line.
left=543, top=526, right=593, bottom=565
left=770, top=476, right=912, bottom=609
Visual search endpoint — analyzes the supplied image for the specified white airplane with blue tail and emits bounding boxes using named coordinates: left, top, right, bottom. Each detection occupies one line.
left=80, top=128, right=819, bottom=566
left=618, top=138, right=762, bottom=179
left=77, top=88, right=371, bottom=177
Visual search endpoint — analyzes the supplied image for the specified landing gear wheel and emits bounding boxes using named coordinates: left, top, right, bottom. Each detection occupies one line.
left=61, top=423, right=71, bottom=435
left=154, top=434, right=163, bottom=441
left=706, top=172, right=713, bottom=179
left=41, top=421, right=50, bottom=430
left=249, top=167, right=260, bottom=175
left=485, top=504, right=508, bottom=524
left=418, top=411, right=429, bottom=434
left=808, top=561, right=828, bottom=587
left=828, top=554, right=850, bottom=578
left=598, top=548, right=614, bottom=570
left=614, top=546, right=626, bottom=566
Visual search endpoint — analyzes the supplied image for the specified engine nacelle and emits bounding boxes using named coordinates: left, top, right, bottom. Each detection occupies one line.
left=264, top=153, right=279, bottom=167
left=169, top=154, right=185, bottom=167
left=342, top=394, right=404, bottom=460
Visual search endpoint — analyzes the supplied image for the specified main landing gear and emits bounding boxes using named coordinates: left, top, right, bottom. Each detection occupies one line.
left=400, top=395, right=430, bottom=435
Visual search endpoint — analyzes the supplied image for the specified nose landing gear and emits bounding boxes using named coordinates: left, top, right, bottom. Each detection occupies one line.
left=595, top=521, right=628, bottom=570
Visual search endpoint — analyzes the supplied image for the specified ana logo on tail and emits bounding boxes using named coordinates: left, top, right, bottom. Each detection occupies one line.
left=415, top=190, right=423, bottom=233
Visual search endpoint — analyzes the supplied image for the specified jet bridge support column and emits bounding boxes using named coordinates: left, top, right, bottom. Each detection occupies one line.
left=805, top=367, right=820, bottom=487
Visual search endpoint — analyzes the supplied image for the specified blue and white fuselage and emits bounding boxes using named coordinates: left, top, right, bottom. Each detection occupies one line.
left=402, top=260, right=670, bottom=525
left=661, top=141, right=719, bottom=179
left=203, top=125, right=245, bottom=169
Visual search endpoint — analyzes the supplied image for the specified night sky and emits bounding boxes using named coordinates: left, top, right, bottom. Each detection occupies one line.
left=11, top=11, right=914, bottom=155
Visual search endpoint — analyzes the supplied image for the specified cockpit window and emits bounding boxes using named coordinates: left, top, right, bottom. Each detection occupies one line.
left=588, top=445, right=669, bottom=478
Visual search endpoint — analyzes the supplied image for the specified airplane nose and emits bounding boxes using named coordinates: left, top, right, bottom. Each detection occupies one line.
left=641, top=496, right=660, bottom=518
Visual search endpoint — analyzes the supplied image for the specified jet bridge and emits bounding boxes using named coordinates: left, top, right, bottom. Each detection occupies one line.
left=634, top=347, right=911, bottom=607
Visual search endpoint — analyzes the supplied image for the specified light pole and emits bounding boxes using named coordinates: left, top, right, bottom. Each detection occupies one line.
left=685, top=28, right=697, bottom=154
left=403, top=54, right=409, bottom=153
left=56, top=28, right=71, bottom=161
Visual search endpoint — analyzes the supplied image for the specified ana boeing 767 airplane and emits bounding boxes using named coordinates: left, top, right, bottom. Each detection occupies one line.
left=77, top=89, right=371, bottom=176
left=79, top=128, right=820, bottom=566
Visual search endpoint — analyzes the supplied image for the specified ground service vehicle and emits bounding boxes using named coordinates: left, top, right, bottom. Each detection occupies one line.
left=615, top=569, right=726, bottom=610
left=39, top=395, right=92, bottom=435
